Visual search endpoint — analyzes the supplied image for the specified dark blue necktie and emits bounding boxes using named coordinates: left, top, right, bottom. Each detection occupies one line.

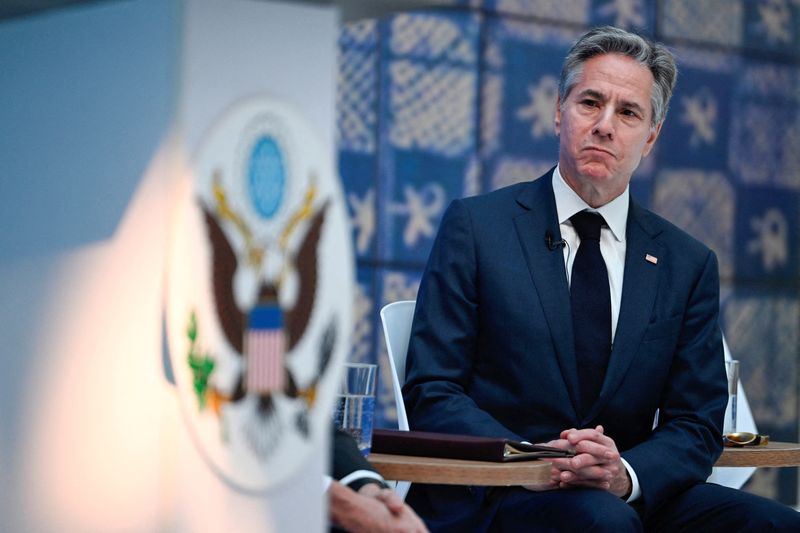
left=570, top=211, right=611, bottom=415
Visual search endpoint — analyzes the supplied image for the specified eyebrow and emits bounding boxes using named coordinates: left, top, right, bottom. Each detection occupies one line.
left=577, top=89, right=647, bottom=116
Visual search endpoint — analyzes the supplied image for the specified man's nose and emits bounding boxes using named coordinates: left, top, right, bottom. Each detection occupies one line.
left=592, top=110, right=615, bottom=139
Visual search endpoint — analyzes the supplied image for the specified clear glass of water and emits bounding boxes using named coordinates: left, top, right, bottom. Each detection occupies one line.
left=333, top=362, right=377, bottom=455
left=725, top=359, right=740, bottom=435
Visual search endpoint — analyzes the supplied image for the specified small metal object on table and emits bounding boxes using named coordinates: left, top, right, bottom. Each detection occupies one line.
left=369, top=442, right=800, bottom=486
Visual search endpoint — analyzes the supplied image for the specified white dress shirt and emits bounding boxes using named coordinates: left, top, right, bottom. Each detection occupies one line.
left=551, top=165, right=642, bottom=503
left=323, top=470, right=387, bottom=492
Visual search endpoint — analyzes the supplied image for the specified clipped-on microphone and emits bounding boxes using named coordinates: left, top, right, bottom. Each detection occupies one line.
left=545, top=230, right=567, bottom=251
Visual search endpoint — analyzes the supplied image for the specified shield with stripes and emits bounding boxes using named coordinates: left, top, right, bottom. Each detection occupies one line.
left=245, top=302, right=286, bottom=394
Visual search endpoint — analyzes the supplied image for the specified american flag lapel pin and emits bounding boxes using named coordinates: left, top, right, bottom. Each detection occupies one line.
left=645, top=254, right=658, bottom=265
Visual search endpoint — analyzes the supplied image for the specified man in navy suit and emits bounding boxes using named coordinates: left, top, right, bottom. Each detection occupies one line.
left=403, top=26, right=800, bottom=531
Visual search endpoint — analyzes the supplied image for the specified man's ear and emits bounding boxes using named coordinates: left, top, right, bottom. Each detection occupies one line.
left=554, top=96, right=562, bottom=136
left=642, top=121, right=663, bottom=157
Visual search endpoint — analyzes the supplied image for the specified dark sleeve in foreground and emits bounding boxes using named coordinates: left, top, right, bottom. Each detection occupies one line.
left=331, top=426, right=386, bottom=490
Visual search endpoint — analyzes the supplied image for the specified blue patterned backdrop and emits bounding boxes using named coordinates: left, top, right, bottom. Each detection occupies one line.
left=337, top=0, right=800, bottom=505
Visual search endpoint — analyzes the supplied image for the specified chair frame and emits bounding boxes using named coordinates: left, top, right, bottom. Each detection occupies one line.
left=379, top=300, right=416, bottom=499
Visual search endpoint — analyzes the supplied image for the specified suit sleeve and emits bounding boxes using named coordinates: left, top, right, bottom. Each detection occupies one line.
left=403, top=200, right=523, bottom=441
left=331, top=427, right=387, bottom=491
left=622, top=249, right=727, bottom=514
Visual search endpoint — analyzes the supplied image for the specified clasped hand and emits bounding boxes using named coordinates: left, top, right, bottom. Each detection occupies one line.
left=524, top=425, right=631, bottom=498
left=329, top=481, right=429, bottom=533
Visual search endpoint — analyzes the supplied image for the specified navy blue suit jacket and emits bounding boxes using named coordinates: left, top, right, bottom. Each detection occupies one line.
left=403, top=170, right=727, bottom=525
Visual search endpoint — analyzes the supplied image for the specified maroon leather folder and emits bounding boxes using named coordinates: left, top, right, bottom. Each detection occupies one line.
left=371, top=429, right=575, bottom=462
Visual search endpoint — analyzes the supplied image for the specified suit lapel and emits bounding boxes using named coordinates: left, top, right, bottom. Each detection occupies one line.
left=513, top=172, right=581, bottom=417
left=588, top=200, right=664, bottom=421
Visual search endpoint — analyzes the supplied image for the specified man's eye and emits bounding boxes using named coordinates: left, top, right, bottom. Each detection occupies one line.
left=622, top=109, right=642, bottom=118
left=581, top=100, right=599, bottom=107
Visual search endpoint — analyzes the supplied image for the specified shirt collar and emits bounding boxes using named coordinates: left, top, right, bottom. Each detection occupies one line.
left=552, top=164, right=628, bottom=242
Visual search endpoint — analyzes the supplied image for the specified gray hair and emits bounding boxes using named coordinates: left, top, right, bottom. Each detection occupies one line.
left=558, top=26, right=678, bottom=127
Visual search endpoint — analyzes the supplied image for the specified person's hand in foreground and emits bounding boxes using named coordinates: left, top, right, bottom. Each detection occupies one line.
left=329, top=481, right=429, bottom=533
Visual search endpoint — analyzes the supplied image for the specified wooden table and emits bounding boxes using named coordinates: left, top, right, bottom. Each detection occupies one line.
left=369, top=453, right=552, bottom=486
left=714, top=442, right=800, bottom=467
left=369, top=442, right=800, bottom=486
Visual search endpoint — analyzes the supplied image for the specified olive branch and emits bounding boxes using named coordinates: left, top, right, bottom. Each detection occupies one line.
left=187, top=310, right=215, bottom=411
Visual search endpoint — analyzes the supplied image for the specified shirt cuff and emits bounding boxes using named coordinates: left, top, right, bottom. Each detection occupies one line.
left=620, top=457, right=641, bottom=503
left=322, top=474, right=332, bottom=492
left=338, top=469, right=387, bottom=491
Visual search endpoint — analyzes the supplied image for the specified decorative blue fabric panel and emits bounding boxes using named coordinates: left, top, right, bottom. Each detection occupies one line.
left=734, top=186, right=799, bottom=283
left=377, top=12, right=481, bottom=264
left=589, top=0, right=655, bottom=31
left=340, top=151, right=378, bottom=260
left=743, top=0, right=800, bottom=55
left=659, top=55, right=736, bottom=171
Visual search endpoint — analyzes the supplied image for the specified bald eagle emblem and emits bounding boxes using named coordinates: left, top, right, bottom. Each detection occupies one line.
left=195, top=172, right=333, bottom=444
left=165, top=98, right=353, bottom=492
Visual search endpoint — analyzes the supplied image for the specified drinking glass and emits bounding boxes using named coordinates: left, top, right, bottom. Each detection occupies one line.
left=724, top=359, right=740, bottom=435
left=333, top=362, right=377, bottom=455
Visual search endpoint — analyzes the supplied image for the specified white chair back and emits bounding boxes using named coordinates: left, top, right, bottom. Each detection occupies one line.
left=379, top=300, right=416, bottom=499
left=380, top=300, right=415, bottom=431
